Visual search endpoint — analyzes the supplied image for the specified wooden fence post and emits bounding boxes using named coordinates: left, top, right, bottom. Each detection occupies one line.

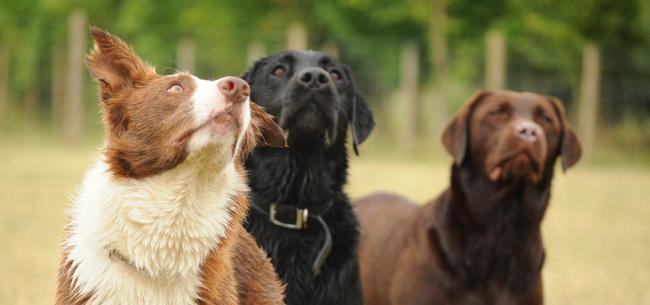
left=286, top=22, right=307, bottom=50
left=0, top=45, right=9, bottom=129
left=63, top=9, right=87, bottom=145
left=321, top=41, right=339, bottom=58
left=176, top=37, right=196, bottom=73
left=246, top=41, right=266, bottom=65
left=578, top=42, right=600, bottom=160
left=429, top=0, right=449, bottom=140
left=51, top=43, right=65, bottom=131
left=485, top=30, right=506, bottom=90
left=399, top=41, right=419, bottom=148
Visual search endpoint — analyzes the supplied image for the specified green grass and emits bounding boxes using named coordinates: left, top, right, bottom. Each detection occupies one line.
left=1, top=138, right=649, bottom=305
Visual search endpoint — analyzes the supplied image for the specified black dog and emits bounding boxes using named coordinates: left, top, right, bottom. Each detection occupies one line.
left=241, top=50, right=374, bottom=305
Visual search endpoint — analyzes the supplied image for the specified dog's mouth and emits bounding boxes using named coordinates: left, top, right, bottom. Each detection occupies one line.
left=279, top=95, right=339, bottom=146
left=172, top=108, right=242, bottom=149
left=487, top=148, right=544, bottom=183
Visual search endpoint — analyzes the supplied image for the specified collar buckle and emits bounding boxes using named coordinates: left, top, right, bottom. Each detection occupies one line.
left=269, top=203, right=309, bottom=230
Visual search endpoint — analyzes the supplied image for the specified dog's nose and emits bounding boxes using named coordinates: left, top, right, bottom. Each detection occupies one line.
left=217, top=77, right=250, bottom=104
left=297, top=68, right=330, bottom=89
left=514, top=121, right=542, bottom=143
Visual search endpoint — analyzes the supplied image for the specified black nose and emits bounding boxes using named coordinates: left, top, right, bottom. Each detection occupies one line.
left=297, top=68, right=330, bottom=89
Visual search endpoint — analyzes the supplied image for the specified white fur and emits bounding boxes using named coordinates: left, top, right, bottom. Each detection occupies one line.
left=188, top=76, right=250, bottom=155
left=65, top=76, right=252, bottom=305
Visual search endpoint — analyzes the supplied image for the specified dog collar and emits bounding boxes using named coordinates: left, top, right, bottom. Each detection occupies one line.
left=250, top=200, right=333, bottom=276
left=105, top=246, right=140, bottom=271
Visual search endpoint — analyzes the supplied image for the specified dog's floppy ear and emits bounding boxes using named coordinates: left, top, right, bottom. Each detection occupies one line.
left=442, top=91, right=491, bottom=165
left=86, top=27, right=155, bottom=101
left=351, top=92, right=375, bottom=155
left=343, top=67, right=375, bottom=155
left=249, top=102, right=288, bottom=148
left=547, top=97, right=582, bottom=171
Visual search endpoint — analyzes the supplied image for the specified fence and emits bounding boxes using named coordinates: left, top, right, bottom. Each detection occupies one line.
left=1, top=9, right=648, bottom=160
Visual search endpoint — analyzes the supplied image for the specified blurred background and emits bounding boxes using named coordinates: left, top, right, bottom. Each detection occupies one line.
left=0, top=0, right=649, bottom=304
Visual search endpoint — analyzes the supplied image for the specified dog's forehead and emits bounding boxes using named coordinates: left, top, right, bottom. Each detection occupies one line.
left=481, top=91, right=553, bottom=114
left=275, top=50, right=336, bottom=69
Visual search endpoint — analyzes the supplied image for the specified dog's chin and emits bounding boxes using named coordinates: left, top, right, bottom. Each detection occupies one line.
left=487, top=152, right=544, bottom=184
left=282, top=106, right=338, bottom=147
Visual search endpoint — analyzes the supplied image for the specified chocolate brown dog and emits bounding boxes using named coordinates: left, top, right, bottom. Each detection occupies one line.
left=355, top=90, right=582, bottom=305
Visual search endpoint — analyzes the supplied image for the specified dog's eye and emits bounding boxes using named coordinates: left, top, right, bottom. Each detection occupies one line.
left=330, top=71, right=341, bottom=81
left=488, top=106, right=508, bottom=117
left=538, top=112, right=553, bottom=124
left=167, top=84, right=183, bottom=93
left=272, top=67, right=287, bottom=78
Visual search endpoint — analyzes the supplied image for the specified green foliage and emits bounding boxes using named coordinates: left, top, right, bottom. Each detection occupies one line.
left=1, top=0, right=649, bottom=128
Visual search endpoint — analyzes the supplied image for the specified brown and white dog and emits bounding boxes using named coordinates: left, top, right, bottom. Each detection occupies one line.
left=355, top=90, right=582, bottom=305
left=56, top=28, right=286, bottom=305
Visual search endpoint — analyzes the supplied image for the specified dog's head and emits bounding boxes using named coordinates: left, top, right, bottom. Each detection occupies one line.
left=442, top=90, right=582, bottom=184
left=86, top=27, right=286, bottom=179
left=242, top=50, right=374, bottom=153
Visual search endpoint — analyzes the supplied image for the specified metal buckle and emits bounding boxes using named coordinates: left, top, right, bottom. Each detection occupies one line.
left=269, top=203, right=308, bottom=230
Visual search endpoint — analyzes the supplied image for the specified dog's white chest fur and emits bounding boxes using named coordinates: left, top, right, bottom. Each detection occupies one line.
left=66, top=149, right=245, bottom=305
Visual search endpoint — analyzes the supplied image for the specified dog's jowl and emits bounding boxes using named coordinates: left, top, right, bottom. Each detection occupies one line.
left=355, top=90, right=582, bottom=305
left=242, top=51, right=375, bottom=305
left=56, top=28, right=286, bottom=305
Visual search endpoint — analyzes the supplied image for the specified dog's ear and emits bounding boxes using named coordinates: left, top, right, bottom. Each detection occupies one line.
left=547, top=97, right=582, bottom=171
left=442, top=91, right=491, bottom=165
left=86, top=27, right=155, bottom=101
left=351, top=92, right=375, bottom=155
left=249, top=102, right=288, bottom=148
left=343, top=66, right=375, bottom=155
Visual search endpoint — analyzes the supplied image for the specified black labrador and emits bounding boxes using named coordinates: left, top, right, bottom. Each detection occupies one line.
left=241, top=50, right=374, bottom=305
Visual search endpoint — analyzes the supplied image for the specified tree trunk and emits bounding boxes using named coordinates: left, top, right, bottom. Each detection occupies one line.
left=578, top=42, right=600, bottom=161
left=485, top=30, right=506, bottom=90
left=63, top=9, right=87, bottom=145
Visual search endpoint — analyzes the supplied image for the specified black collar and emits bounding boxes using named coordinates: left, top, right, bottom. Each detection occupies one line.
left=249, top=199, right=333, bottom=276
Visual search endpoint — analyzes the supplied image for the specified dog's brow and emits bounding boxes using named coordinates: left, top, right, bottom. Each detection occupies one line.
left=319, top=57, right=331, bottom=66
left=279, top=54, right=294, bottom=64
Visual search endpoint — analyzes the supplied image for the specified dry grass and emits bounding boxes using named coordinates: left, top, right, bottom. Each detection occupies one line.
left=1, top=138, right=649, bottom=305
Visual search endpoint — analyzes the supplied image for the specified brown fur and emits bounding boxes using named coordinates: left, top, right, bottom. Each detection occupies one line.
left=356, top=90, right=581, bottom=305
left=56, top=27, right=286, bottom=305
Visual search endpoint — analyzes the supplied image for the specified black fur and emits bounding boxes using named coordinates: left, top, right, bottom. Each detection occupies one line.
left=242, top=50, right=374, bottom=305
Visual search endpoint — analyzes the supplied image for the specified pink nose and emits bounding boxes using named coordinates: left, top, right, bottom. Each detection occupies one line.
left=514, top=121, right=542, bottom=143
left=217, top=77, right=250, bottom=104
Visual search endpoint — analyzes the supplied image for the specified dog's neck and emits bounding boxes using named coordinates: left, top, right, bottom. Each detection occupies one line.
left=246, top=136, right=349, bottom=208
left=431, top=164, right=553, bottom=292
left=66, top=145, right=248, bottom=304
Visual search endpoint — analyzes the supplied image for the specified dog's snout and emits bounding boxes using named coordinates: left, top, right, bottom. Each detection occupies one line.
left=298, top=68, right=330, bottom=89
left=514, top=121, right=542, bottom=143
left=217, top=77, right=250, bottom=104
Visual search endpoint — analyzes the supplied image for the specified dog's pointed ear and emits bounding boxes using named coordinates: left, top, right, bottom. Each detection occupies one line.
left=250, top=102, right=287, bottom=148
left=547, top=97, right=582, bottom=171
left=86, top=27, right=155, bottom=101
left=343, top=67, right=375, bottom=155
left=442, top=91, right=491, bottom=165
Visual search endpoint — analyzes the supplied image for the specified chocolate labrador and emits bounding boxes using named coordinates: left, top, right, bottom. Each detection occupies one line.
left=241, top=51, right=374, bottom=305
left=355, top=90, right=582, bottom=305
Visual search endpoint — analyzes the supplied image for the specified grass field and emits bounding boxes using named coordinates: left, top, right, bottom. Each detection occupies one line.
left=1, top=137, right=649, bottom=305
